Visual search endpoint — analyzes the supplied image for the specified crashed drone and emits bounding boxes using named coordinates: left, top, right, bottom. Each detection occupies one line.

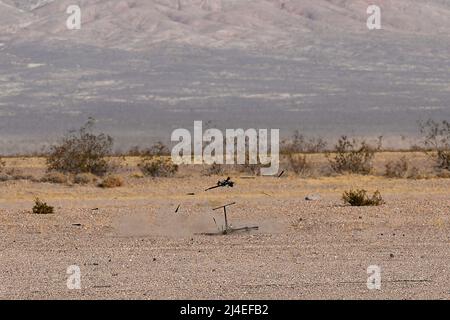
left=197, top=202, right=259, bottom=236
left=205, top=177, right=235, bottom=191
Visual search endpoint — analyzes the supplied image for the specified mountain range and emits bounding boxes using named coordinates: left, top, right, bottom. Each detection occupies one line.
left=1, top=0, right=450, bottom=49
left=0, top=0, right=449, bottom=153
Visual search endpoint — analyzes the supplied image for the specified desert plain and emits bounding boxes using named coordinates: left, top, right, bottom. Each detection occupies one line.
left=0, top=154, right=449, bottom=300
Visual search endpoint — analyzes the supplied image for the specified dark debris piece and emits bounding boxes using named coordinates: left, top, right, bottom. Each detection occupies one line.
left=205, top=177, right=235, bottom=191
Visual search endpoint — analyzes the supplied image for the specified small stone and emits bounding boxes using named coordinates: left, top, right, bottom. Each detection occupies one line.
left=305, top=194, right=321, bottom=201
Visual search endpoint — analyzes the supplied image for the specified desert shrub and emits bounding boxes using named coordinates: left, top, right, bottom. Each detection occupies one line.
left=420, top=119, right=450, bottom=170
left=40, top=172, right=69, bottom=184
left=135, top=142, right=177, bottom=177
left=32, top=198, right=54, bottom=214
left=327, top=136, right=377, bottom=174
left=203, top=162, right=225, bottom=176
left=342, top=189, right=385, bottom=206
left=437, top=171, right=450, bottom=179
left=130, top=172, right=144, bottom=179
left=281, top=131, right=327, bottom=154
left=138, top=157, right=178, bottom=177
left=130, top=141, right=171, bottom=157
left=235, top=162, right=261, bottom=176
left=74, top=173, right=97, bottom=185
left=385, top=157, right=409, bottom=178
left=46, top=118, right=114, bottom=176
left=10, top=173, right=35, bottom=181
left=146, top=141, right=170, bottom=156
left=98, top=175, right=124, bottom=188
left=126, top=146, right=142, bottom=156
left=407, top=167, right=422, bottom=179
left=5, top=169, right=34, bottom=181
left=287, top=154, right=310, bottom=175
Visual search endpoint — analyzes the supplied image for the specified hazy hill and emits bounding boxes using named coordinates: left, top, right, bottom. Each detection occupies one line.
left=1, top=0, right=450, bottom=49
left=0, top=0, right=449, bottom=153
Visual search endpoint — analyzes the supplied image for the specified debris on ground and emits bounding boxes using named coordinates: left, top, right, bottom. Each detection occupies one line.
left=196, top=202, right=259, bottom=236
left=205, top=177, right=235, bottom=191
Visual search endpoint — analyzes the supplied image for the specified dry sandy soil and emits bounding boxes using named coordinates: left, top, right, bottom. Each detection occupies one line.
left=0, top=156, right=449, bottom=300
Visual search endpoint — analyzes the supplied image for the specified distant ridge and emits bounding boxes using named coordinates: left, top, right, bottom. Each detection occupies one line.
left=1, top=0, right=449, bottom=50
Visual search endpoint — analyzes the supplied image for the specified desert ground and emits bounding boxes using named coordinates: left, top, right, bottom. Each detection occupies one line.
left=0, top=154, right=449, bottom=300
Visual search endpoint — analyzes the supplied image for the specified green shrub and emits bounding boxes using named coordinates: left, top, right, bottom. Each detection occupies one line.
left=342, top=189, right=385, bottom=206
left=32, top=198, right=54, bottom=214
left=46, top=118, right=114, bottom=176
left=327, top=136, right=377, bottom=174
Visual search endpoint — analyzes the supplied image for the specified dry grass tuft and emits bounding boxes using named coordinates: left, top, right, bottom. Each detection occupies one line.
left=342, top=189, right=385, bottom=206
left=98, top=175, right=124, bottom=188
left=40, top=172, right=69, bottom=184
left=74, top=173, right=98, bottom=185
left=32, top=198, right=54, bottom=214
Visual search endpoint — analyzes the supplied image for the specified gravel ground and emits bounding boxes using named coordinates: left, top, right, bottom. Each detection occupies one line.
left=0, top=175, right=449, bottom=299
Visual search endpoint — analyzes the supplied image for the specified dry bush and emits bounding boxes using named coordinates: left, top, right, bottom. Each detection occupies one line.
left=342, top=189, right=385, bottom=206
left=327, top=136, right=377, bottom=175
left=385, top=157, right=409, bottom=178
left=40, top=172, right=69, bottom=184
left=98, top=175, right=124, bottom=188
left=130, top=172, right=144, bottom=179
left=136, top=142, right=178, bottom=177
left=74, top=173, right=97, bottom=185
left=5, top=169, right=34, bottom=181
left=420, top=119, right=450, bottom=170
left=10, top=173, right=35, bottom=181
left=139, top=157, right=178, bottom=177
left=203, top=162, right=225, bottom=176
left=437, top=171, right=450, bottom=179
left=47, top=118, right=114, bottom=176
left=32, top=198, right=54, bottom=214
left=235, top=162, right=262, bottom=176
left=129, top=141, right=170, bottom=157
left=286, top=154, right=310, bottom=176
left=281, top=130, right=327, bottom=154
left=126, top=146, right=142, bottom=156
left=146, top=141, right=170, bottom=156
